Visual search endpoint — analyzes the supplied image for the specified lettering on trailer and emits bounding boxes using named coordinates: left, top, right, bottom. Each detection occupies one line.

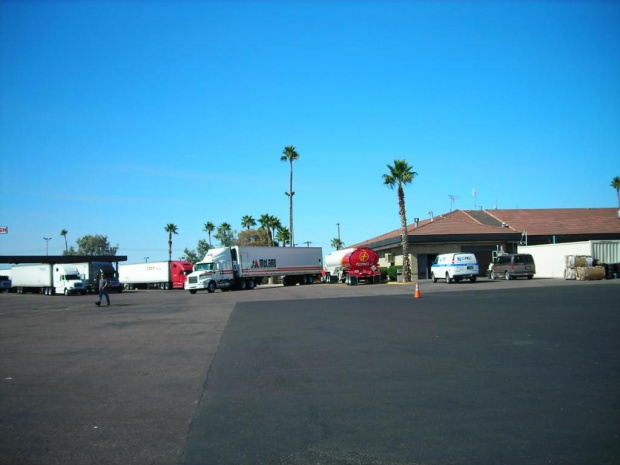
left=251, top=259, right=277, bottom=269
left=0, top=226, right=7, bottom=234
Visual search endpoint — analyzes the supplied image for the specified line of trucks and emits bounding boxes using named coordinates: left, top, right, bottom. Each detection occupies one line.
left=0, top=246, right=383, bottom=296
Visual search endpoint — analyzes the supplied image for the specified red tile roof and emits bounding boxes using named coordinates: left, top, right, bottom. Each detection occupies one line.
left=353, top=208, right=620, bottom=247
left=354, top=210, right=519, bottom=247
left=486, top=208, right=620, bottom=236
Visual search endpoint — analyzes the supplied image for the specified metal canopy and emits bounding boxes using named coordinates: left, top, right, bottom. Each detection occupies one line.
left=0, top=255, right=128, bottom=265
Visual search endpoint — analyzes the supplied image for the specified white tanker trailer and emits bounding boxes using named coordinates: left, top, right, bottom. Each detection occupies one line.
left=323, top=247, right=381, bottom=285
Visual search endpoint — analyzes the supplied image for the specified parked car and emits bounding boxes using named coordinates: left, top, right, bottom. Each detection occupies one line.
left=488, top=254, right=535, bottom=280
left=431, top=253, right=479, bottom=283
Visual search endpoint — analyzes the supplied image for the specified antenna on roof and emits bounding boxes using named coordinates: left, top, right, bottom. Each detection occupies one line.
left=427, top=210, right=434, bottom=221
left=448, top=194, right=459, bottom=211
left=472, top=188, right=478, bottom=210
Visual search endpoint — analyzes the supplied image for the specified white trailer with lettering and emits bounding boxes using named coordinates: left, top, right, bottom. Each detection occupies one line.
left=185, top=246, right=323, bottom=293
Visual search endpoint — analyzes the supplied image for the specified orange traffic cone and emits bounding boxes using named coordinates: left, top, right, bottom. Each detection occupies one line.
left=414, top=282, right=422, bottom=299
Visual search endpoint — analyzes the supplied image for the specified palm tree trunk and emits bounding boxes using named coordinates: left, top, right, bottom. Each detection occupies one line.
left=168, top=234, right=172, bottom=261
left=398, top=185, right=411, bottom=282
left=289, top=162, right=294, bottom=247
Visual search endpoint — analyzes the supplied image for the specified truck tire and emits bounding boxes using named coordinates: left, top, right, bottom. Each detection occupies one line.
left=431, top=273, right=437, bottom=283
left=207, top=281, right=216, bottom=293
left=446, top=273, right=452, bottom=284
left=64, top=289, right=69, bottom=296
left=247, top=280, right=255, bottom=290
left=505, top=272, right=511, bottom=281
left=189, top=290, right=197, bottom=294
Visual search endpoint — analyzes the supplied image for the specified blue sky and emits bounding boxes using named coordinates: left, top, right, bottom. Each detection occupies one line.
left=1, top=0, right=619, bottom=263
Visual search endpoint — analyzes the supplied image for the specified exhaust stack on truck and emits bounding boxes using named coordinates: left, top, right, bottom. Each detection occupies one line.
left=323, top=247, right=381, bottom=285
left=185, top=246, right=323, bottom=294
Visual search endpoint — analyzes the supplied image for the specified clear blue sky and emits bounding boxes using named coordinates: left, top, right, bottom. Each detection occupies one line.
left=1, top=0, right=619, bottom=263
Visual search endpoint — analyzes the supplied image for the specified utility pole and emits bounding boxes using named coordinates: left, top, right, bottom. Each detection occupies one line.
left=144, top=257, right=149, bottom=263
left=303, top=241, right=312, bottom=247
left=336, top=223, right=341, bottom=250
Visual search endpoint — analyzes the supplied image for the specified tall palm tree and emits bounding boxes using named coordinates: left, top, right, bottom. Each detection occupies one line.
left=611, top=176, right=620, bottom=209
left=331, top=238, right=344, bottom=250
left=241, top=215, right=256, bottom=230
left=164, top=223, right=178, bottom=261
left=204, top=222, right=215, bottom=246
left=60, top=229, right=68, bottom=252
left=276, top=226, right=290, bottom=247
left=281, top=145, right=299, bottom=247
left=383, top=159, right=418, bottom=282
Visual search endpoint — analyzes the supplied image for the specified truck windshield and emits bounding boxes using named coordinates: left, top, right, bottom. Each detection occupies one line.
left=195, top=263, right=214, bottom=272
left=66, top=274, right=82, bottom=281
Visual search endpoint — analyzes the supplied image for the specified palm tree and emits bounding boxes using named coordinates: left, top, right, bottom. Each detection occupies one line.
left=383, top=159, right=418, bottom=282
left=276, top=226, right=290, bottom=247
left=281, top=145, right=299, bottom=247
left=241, top=215, right=256, bottom=230
left=258, top=214, right=281, bottom=246
left=164, top=223, right=178, bottom=261
left=268, top=215, right=281, bottom=247
left=204, top=222, right=215, bottom=246
left=331, top=238, right=344, bottom=250
left=611, top=176, right=620, bottom=209
left=259, top=213, right=273, bottom=246
left=60, top=229, right=68, bottom=252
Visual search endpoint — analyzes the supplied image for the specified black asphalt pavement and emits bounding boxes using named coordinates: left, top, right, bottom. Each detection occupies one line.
left=1, top=280, right=619, bottom=465
left=182, top=285, right=620, bottom=465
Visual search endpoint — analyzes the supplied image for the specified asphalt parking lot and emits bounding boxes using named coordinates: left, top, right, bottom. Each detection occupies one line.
left=1, top=279, right=619, bottom=465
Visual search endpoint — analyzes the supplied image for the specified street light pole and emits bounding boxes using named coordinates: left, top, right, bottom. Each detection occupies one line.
left=43, top=237, right=51, bottom=255
left=336, top=223, right=341, bottom=250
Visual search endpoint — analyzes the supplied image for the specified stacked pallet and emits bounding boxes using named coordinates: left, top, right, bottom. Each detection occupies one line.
left=564, top=255, right=605, bottom=280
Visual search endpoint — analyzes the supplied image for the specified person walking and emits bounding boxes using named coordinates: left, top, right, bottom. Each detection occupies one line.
left=95, top=273, right=110, bottom=306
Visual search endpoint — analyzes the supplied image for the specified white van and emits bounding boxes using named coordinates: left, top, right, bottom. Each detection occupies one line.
left=431, top=253, right=479, bottom=283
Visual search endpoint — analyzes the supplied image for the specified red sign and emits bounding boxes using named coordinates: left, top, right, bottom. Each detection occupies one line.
left=0, top=226, right=7, bottom=234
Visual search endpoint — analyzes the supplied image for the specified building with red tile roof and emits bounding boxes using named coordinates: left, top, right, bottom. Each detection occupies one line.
left=352, top=208, right=620, bottom=279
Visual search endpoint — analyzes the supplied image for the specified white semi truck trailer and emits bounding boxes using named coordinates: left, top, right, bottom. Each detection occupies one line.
left=185, top=246, right=323, bottom=294
left=11, top=263, right=87, bottom=295
left=119, top=260, right=193, bottom=290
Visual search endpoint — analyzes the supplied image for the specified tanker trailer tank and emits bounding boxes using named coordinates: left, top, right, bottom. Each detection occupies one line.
left=324, top=247, right=381, bottom=285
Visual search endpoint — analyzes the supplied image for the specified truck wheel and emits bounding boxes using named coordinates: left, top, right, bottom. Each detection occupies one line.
left=207, top=281, right=216, bottom=293
left=64, top=289, right=69, bottom=296
left=238, top=280, right=247, bottom=290
left=470, top=276, right=477, bottom=283
left=446, top=273, right=452, bottom=284
left=490, top=271, right=496, bottom=280
left=247, top=280, right=255, bottom=290
left=431, top=273, right=437, bottom=283
left=189, top=290, right=197, bottom=295
left=505, top=272, right=511, bottom=281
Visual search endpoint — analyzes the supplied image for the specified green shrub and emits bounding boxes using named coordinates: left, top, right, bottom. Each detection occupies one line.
left=386, top=265, right=403, bottom=281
